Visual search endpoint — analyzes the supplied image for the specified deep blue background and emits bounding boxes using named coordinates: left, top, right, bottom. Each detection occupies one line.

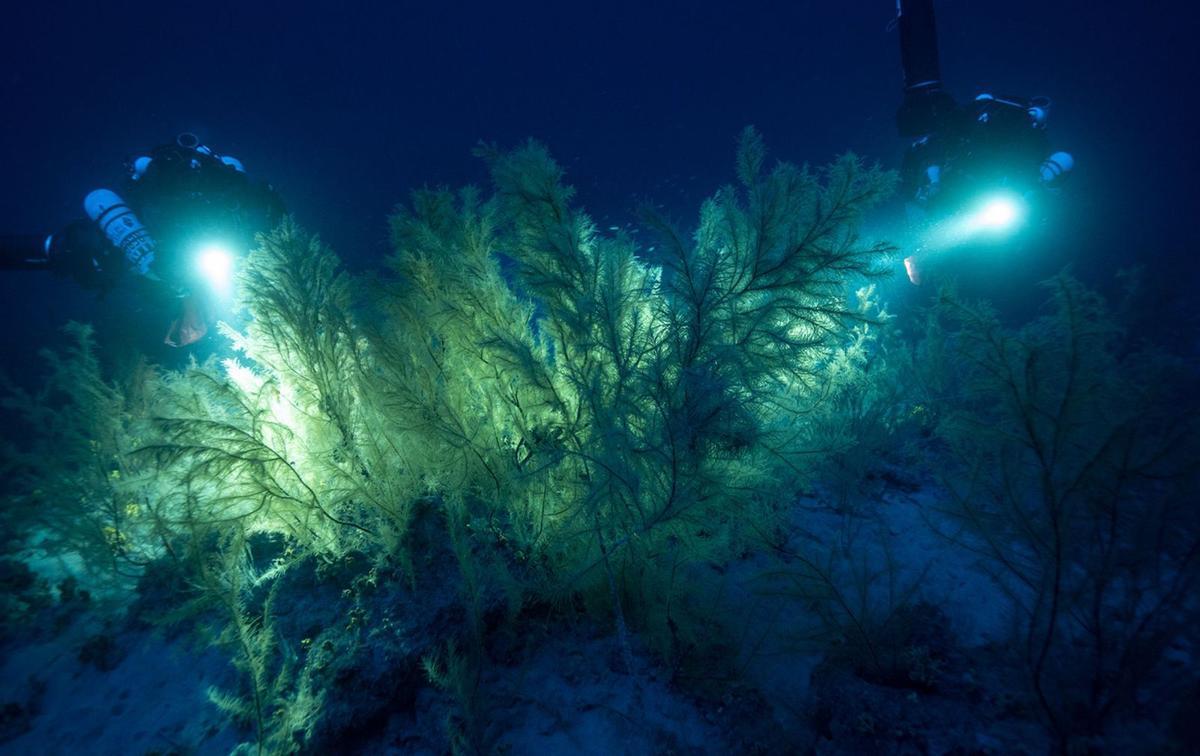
left=2, top=1, right=1196, bottom=379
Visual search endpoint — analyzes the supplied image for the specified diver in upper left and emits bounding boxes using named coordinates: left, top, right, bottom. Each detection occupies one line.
left=0, top=132, right=284, bottom=352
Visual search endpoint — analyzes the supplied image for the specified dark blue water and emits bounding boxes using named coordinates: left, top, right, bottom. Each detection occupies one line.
left=3, top=0, right=1196, bottom=378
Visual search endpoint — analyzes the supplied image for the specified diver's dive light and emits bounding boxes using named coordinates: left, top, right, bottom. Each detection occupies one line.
left=924, top=191, right=1027, bottom=250
left=975, top=195, right=1021, bottom=231
left=195, top=243, right=235, bottom=297
left=905, top=191, right=1029, bottom=284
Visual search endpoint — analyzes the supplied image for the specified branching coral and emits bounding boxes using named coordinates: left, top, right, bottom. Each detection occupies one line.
left=137, top=219, right=418, bottom=561
left=4, top=130, right=903, bottom=746
left=930, top=274, right=1200, bottom=747
left=1, top=322, right=155, bottom=584
left=379, top=129, right=897, bottom=661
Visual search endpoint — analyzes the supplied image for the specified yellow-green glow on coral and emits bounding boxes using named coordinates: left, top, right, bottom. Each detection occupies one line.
left=222, top=357, right=263, bottom=395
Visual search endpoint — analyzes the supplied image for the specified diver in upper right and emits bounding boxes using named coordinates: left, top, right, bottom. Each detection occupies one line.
left=894, top=0, right=1074, bottom=284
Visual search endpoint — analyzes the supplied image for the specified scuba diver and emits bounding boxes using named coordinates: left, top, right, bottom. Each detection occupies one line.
left=894, top=0, right=1074, bottom=284
left=0, top=133, right=284, bottom=346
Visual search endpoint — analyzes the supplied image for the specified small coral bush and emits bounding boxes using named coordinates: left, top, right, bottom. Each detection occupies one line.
left=928, top=275, right=1200, bottom=747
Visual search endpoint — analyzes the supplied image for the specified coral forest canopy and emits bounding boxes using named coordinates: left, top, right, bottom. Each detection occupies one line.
left=3, top=130, right=1196, bottom=754
left=7, top=128, right=897, bottom=587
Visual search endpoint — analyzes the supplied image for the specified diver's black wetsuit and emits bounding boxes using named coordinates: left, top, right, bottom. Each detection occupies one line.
left=895, top=0, right=1055, bottom=214
left=896, top=0, right=955, bottom=139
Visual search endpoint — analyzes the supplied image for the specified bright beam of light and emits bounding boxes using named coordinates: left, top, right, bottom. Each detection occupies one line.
left=196, top=243, right=235, bottom=297
left=922, top=192, right=1027, bottom=251
left=976, top=196, right=1020, bottom=230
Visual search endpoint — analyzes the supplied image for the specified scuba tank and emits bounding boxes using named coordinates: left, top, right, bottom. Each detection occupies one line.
left=1039, top=151, right=1075, bottom=187
left=83, top=189, right=157, bottom=277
